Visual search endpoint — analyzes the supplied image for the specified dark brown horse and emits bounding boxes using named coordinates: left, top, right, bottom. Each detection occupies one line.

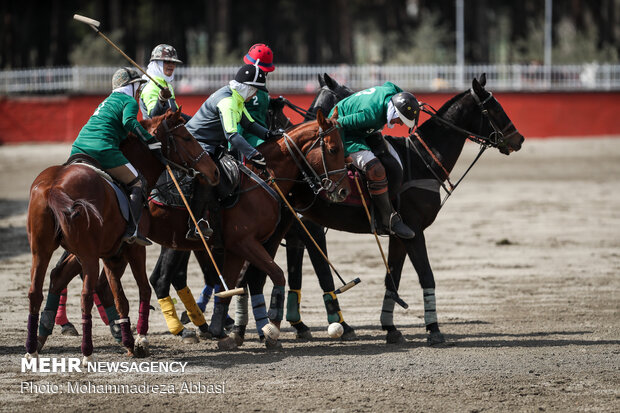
left=26, top=108, right=219, bottom=363
left=236, top=74, right=525, bottom=345
left=36, top=109, right=350, bottom=351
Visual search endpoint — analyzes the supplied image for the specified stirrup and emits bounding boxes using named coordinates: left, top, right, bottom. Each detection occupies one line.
left=388, top=213, right=415, bottom=239
left=134, top=234, right=153, bottom=247
left=186, top=218, right=214, bottom=241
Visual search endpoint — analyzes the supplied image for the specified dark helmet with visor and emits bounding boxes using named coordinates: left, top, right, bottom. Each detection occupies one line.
left=234, top=64, right=268, bottom=92
left=391, top=92, right=420, bottom=129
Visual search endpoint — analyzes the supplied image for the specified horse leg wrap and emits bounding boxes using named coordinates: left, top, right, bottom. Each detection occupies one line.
left=234, top=293, right=249, bottom=326
left=26, top=313, right=40, bottom=354
left=177, top=286, right=206, bottom=326
left=81, top=314, right=93, bottom=357
left=286, top=289, right=302, bottom=324
left=104, top=306, right=121, bottom=343
left=323, top=291, right=344, bottom=324
left=118, top=317, right=134, bottom=350
left=136, top=301, right=150, bottom=336
left=251, top=294, right=269, bottom=337
left=380, top=291, right=396, bottom=330
left=196, top=284, right=214, bottom=312
left=93, top=293, right=109, bottom=325
left=209, top=302, right=229, bottom=338
left=157, top=297, right=184, bottom=335
left=267, top=286, right=285, bottom=322
left=55, top=288, right=69, bottom=326
left=39, top=292, right=60, bottom=337
left=423, top=288, right=437, bottom=327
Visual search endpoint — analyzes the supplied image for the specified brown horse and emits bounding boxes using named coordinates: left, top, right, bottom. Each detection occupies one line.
left=25, top=108, right=219, bottom=363
left=36, top=108, right=350, bottom=351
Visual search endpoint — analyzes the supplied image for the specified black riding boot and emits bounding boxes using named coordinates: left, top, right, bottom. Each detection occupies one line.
left=371, top=192, right=415, bottom=239
left=123, top=185, right=152, bottom=246
left=186, top=183, right=214, bottom=240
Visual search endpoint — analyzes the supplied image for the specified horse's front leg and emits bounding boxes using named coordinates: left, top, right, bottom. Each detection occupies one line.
left=126, top=244, right=151, bottom=357
left=103, top=256, right=134, bottom=356
left=381, top=236, right=408, bottom=344
left=402, top=231, right=446, bottom=345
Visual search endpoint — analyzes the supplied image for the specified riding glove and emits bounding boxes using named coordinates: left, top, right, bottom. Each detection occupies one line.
left=146, top=138, right=168, bottom=165
left=269, top=96, right=286, bottom=111
left=264, top=128, right=286, bottom=141
left=249, top=153, right=267, bottom=170
left=158, top=87, right=172, bottom=102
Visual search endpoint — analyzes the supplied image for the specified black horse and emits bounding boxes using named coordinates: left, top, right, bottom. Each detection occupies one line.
left=236, top=73, right=524, bottom=345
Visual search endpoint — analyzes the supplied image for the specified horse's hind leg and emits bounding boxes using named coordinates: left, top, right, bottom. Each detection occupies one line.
left=126, top=244, right=151, bottom=357
left=38, top=251, right=82, bottom=351
left=103, top=256, right=134, bottom=356
left=79, top=257, right=99, bottom=363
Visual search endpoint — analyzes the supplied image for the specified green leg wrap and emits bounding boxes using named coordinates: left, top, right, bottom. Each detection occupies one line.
left=323, top=291, right=344, bottom=324
left=286, top=289, right=302, bottom=324
left=39, top=293, right=61, bottom=337
left=104, top=305, right=120, bottom=324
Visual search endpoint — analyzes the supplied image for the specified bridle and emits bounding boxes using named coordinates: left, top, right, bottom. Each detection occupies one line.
left=407, top=87, right=520, bottom=207
left=155, top=118, right=211, bottom=181
left=281, top=122, right=348, bottom=195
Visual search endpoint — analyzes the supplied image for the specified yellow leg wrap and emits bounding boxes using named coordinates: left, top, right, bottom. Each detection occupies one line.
left=177, top=286, right=206, bottom=326
left=157, top=297, right=184, bottom=335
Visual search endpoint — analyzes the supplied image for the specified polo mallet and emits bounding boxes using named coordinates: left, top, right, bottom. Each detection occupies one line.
left=73, top=14, right=164, bottom=91
left=165, top=165, right=245, bottom=298
left=352, top=173, right=408, bottom=309
left=266, top=169, right=361, bottom=294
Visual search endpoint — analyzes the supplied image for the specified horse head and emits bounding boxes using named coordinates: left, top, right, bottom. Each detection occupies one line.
left=283, top=108, right=350, bottom=202
left=149, top=108, right=220, bottom=186
left=307, top=73, right=354, bottom=121
left=470, top=73, right=524, bottom=155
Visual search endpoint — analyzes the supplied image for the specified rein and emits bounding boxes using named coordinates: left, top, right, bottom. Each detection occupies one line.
left=158, top=118, right=208, bottom=179
left=406, top=88, right=516, bottom=207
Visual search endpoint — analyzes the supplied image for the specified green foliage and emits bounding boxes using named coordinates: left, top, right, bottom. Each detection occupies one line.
left=554, top=15, right=619, bottom=63
left=69, top=30, right=127, bottom=66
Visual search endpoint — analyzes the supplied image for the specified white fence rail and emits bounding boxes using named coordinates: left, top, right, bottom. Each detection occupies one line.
left=1, top=64, right=619, bottom=95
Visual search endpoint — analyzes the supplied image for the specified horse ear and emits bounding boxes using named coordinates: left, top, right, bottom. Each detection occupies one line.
left=329, top=106, right=339, bottom=119
left=477, top=73, right=487, bottom=88
left=324, top=73, right=337, bottom=90
left=316, top=108, right=327, bottom=127
left=472, top=77, right=484, bottom=95
left=318, top=74, right=326, bottom=87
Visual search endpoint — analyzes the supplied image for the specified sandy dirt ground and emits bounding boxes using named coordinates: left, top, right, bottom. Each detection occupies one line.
left=0, top=137, right=618, bottom=412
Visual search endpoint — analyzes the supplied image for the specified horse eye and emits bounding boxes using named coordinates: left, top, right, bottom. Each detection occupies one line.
left=328, top=147, right=338, bottom=155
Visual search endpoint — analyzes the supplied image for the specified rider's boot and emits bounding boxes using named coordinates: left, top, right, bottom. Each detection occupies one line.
left=186, top=183, right=214, bottom=240
left=123, top=180, right=152, bottom=246
left=371, top=191, right=415, bottom=239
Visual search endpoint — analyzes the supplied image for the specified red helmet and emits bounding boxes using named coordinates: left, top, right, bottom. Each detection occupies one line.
left=244, top=43, right=275, bottom=73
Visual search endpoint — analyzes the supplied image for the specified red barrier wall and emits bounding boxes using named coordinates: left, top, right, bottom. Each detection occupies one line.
left=1, top=92, right=619, bottom=143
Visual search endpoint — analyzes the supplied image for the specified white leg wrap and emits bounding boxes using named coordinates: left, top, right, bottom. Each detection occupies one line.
left=423, top=288, right=437, bottom=325
left=380, top=293, right=396, bottom=326
left=234, top=293, right=249, bottom=326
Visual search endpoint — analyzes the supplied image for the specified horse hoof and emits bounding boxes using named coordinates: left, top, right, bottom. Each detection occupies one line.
left=265, top=337, right=283, bottom=351
left=180, top=328, right=199, bottom=344
left=261, top=322, right=280, bottom=340
left=217, top=336, right=238, bottom=351
left=386, top=330, right=406, bottom=345
left=180, top=311, right=190, bottom=325
left=229, top=332, right=244, bottom=347
left=427, top=331, right=446, bottom=346
left=82, top=355, right=95, bottom=367
left=24, top=352, right=39, bottom=361
left=60, top=322, right=79, bottom=336
left=134, top=335, right=150, bottom=358
left=340, top=325, right=357, bottom=341
left=198, top=327, right=212, bottom=340
left=295, top=329, right=313, bottom=340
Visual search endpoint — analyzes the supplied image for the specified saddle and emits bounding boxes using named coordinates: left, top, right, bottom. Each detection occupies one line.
left=64, top=154, right=131, bottom=223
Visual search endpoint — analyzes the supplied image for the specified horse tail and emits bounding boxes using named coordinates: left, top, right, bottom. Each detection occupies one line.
left=46, top=187, right=103, bottom=237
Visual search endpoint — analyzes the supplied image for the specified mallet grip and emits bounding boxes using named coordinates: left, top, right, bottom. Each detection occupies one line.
left=214, top=287, right=246, bottom=299
left=334, top=278, right=361, bottom=294
left=73, top=14, right=101, bottom=30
